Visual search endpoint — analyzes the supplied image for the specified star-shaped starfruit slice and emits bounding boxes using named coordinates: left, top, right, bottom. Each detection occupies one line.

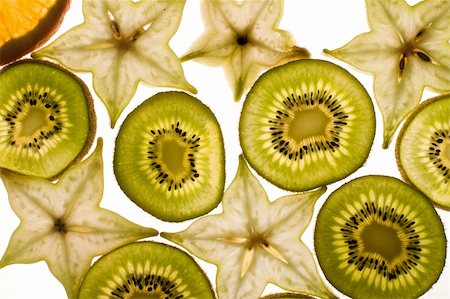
left=32, top=0, right=196, bottom=127
left=182, top=0, right=310, bottom=101
left=0, top=138, right=157, bottom=299
left=324, top=0, right=450, bottom=148
left=162, top=156, right=335, bottom=299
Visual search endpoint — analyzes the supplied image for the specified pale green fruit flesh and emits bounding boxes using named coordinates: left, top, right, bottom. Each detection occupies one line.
left=315, top=175, right=446, bottom=299
left=0, top=59, right=95, bottom=178
left=239, top=59, right=375, bottom=191
left=78, top=241, right=215, bottom=299
left=114, top=91, right=225, bottom=222
left=396, top=94, right=450, bottom=209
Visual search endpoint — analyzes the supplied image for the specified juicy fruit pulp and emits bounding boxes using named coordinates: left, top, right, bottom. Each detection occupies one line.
left=396, top=94, right=450, bottom=209
left=0, top=0, right=70, bottom=65
left=315, top=176, right=446, bottom=299
left=239, top=59, right=375, bottom=191
left=78, top=241, right=215, bottom=299
left=0, top=59, right=95, bottom=178
left=114, top=91, right=225, bottom=222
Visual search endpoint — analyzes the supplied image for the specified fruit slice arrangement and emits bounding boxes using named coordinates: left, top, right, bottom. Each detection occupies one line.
left=396, top=94, right=450, bottom=210
left=0, top=59, right=95, bottom=179
left=0, top=0, right=449, bottom=298
left=0, top=0, right=70, bottom=65
left=114, top=91, right=225, bottom=222
left=315, top=176, right=446, bottom=299
left=239, top=59, right=375, bottom=191
left=78, top=241, right=216, bottom=299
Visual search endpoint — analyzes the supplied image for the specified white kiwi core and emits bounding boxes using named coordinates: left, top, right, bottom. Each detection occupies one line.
left=160, top=138, right=188, bottom=177
left=287, top=108, right=330, bottom=142
left=19, top=107, right=48, bottom=137
left=360, top=221, right=402, bottom=262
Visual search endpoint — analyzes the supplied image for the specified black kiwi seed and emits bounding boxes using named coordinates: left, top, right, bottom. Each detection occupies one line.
left=4, top=87, right=63, bottom=151
left=428, top=129, right=450, bottom=183
left=146, top=121, right=201, bottom=192
left=268, top=90, right=347, bottom=158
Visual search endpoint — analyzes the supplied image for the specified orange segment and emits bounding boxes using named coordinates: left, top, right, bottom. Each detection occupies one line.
left=0, top=0, right=57, bottom=46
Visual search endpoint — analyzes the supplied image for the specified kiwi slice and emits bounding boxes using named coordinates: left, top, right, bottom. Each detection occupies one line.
left=396, top=94, right=450, bottom=210
left=0, top=59, right=95, bottom=178
left=239, top=59, right=375, bottom=191
left=114, top=91, right=225, bottom=222
left=315, top=175, right=446, bottom=299
left=78, top=241, right=215, bottom=299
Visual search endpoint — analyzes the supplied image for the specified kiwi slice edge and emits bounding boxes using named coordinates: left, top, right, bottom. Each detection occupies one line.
left=114, top=91, right=225, bottom=222
left=314, top=175, right=446, bottom=299
left=395, top=93, right=450, bottom=210
left=0, top=58, right=96, bottom=179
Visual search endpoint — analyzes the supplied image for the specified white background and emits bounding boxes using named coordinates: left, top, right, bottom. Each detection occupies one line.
left=0, top=0, right=449, bottom=298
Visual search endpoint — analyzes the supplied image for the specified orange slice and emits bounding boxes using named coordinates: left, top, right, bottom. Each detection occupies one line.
left=0, top=0, right=70, bottom=65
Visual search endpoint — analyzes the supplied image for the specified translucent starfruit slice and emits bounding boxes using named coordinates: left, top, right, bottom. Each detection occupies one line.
left=182, top=0, right=310, bottom=101
left=324, top=0, right=450, bottom=148
left=0, top=138, right=157, bottom=299
left=33, top=0, right=196, bottom=127
left=162, top=156, right=336, bottom=299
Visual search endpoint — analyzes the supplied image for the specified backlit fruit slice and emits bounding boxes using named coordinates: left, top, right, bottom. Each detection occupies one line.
left=239, top=59, right=375, bottom=191
left=78, top=241, right=215, bottom=299
left=396, top=94, right=450, bottom=210
left=114, top=91, right=225, bottom=222
left=0, top=0, right=70, bottom=65
left=0, top=59, right=95, bottom=178
left=315, top=175, right=446, bottom=299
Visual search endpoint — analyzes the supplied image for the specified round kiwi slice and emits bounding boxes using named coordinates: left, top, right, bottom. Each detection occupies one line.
left=0, top=59, right=95, bottom=178
left=114, top=91, right=225, bottom=222
left=78, top=241, right=216, bottom=299
left=396, top=94, right=450, bottom=210
left=239, top=59, right=375, bottom=191
left=315, top=175, right=446, bottom=299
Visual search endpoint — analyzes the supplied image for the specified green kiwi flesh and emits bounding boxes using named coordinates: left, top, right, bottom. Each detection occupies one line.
left=78, top=241, right=216, bottom=299
left=114, top=91, right=225, bottom=222
left=396, top=94, right=450, bottom=210
left=315, top=175, right=446, bottom=299
left=0, top=59, right=95, bottom=178
left=239, top=59, right=375, bottom=191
